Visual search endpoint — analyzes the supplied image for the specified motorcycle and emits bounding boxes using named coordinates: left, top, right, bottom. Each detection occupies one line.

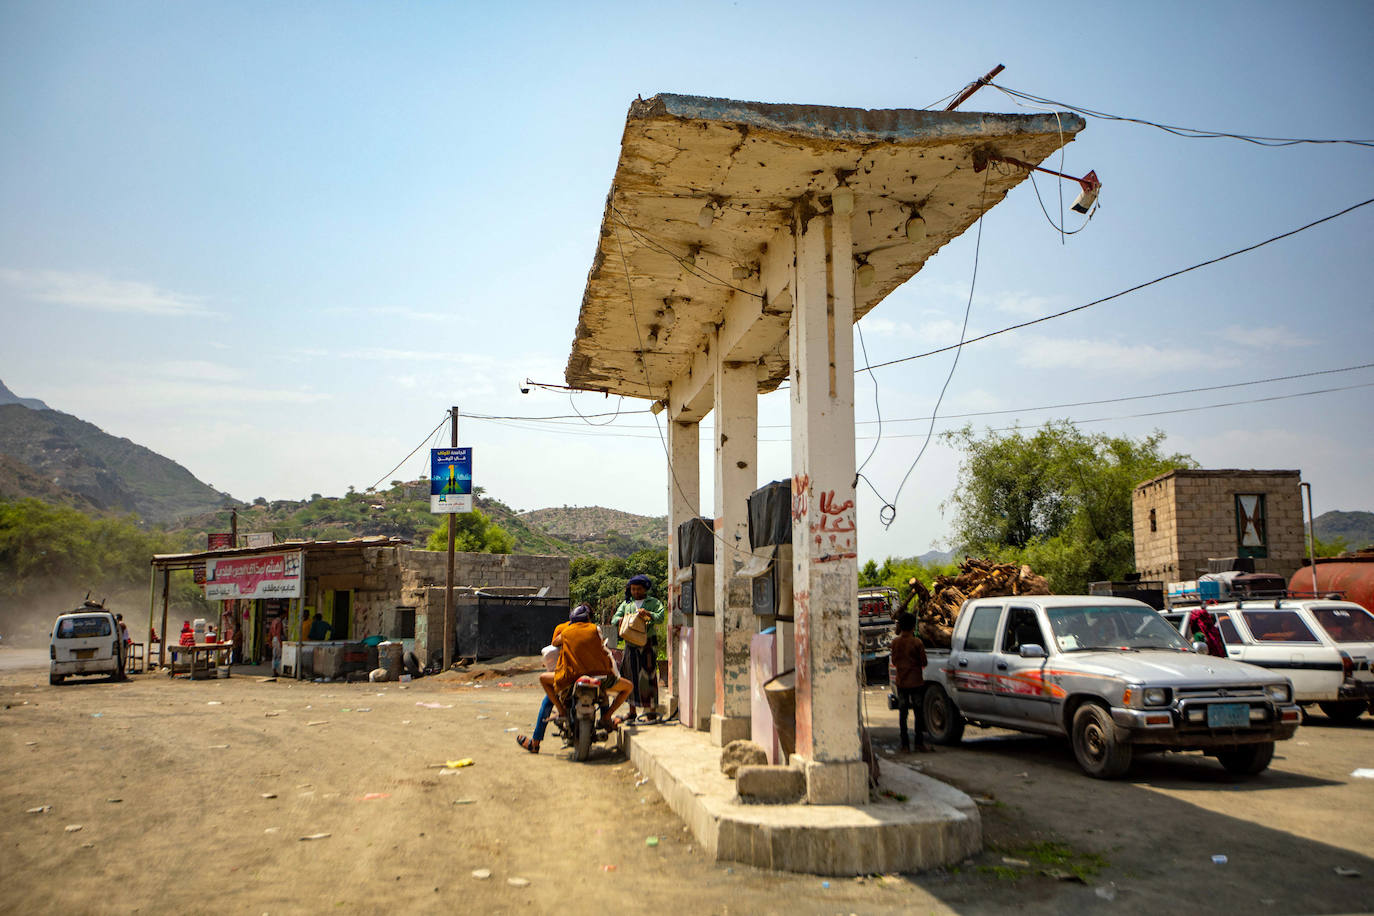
left=554, top=673, right=615, bottom=761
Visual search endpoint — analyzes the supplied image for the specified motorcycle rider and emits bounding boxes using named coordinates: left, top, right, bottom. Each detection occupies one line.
left=539, top=605, right=632, bottom=732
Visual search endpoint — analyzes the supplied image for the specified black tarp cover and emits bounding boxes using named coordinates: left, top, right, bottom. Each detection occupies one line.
left=677, top=517, right=714, bottom=568
left=748, top=480, right=793, bottom=549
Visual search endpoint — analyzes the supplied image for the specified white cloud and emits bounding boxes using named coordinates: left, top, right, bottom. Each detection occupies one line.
left=156, top=360, right=241, bottom=382
left=320, top=306, right=456, bottom=322
left=987, top=291, right=1058, bottom=317
left=1219, top=325, right=1315, bottom=350
left=0, top=268, right=217, bottom=317
left=1012, top=335, right=1241, bottom=374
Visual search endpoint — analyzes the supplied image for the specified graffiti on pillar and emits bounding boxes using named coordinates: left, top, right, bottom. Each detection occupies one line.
left=810, top=489, right=857, bottom=562
left=790, top=474, right=810, bottom=524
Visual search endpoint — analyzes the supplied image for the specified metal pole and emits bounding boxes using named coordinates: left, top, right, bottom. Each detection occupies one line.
left=230, top=507, right=238, bottom=547
left=1301, top=481, right=1319, bottom=597
left=443, top=405, right=458, bottom=671
left=945, top=63, right=1005, bottom=111
left=159, top=568, right=170, bottom=668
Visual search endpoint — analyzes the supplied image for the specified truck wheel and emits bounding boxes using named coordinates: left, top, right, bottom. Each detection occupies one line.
left=924, top=686, right=965, bottom=745
left=1217, top=741, right=1275, bottom=776
left=49, top=672, right=64, bottom=686
left=1317, top=700, right=1367, bottom=724
left=1071, top=703, right=1133, bottom=779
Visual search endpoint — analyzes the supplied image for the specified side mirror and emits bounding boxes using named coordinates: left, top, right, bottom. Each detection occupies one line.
left=1019, top=644, right=1047, bottom=659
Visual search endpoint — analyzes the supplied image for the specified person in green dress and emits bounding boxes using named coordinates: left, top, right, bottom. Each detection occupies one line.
left=610, top=574, right=665, bottom=722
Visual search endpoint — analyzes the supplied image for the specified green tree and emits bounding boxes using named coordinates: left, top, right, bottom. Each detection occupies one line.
left=942, top=422, right=1195, bottom=593
left=859, top=555, right=960, bottom=596
left=423, top=508, right=515, bottom=554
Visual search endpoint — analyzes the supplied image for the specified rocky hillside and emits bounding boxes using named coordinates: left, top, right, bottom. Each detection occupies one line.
left=172, top=484, right=663, bottom=560
left=1313, top=510, right=1374, bottom=550
left=0, top=402, right=232, bottom=524
left=521, top=505, right=666, bottom=557
left=0, top=379, right=49, bottom=411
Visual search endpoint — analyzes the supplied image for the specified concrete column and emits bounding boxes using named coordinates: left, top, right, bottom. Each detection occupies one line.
left=788, top=190, right=867, bottom=804
left=711, top=354, right=757, bottom=746
left=665, top=417, right=700, bottom=720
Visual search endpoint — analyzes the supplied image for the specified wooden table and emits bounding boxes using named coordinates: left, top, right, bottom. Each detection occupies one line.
left=174, top=643, right=232, bottom=679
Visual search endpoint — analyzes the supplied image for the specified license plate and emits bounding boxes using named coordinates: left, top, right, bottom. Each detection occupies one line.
left=1207, top=703, right=1249, bottom=728
left=74, top=648, right=96, bottom=659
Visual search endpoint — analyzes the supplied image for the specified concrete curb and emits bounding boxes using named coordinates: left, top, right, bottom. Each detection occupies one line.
left=625, top=725, right=981, bottom=875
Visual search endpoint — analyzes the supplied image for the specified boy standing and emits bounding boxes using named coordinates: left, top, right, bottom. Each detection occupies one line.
left=890, top=611, right=931, bottom=752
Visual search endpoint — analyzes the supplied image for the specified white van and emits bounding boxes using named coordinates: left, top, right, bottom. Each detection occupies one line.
left=50, top=604, right=124, bottom=685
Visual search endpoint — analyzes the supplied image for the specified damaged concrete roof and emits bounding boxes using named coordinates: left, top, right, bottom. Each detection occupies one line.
left=565, top=93, right=1085, bottom=411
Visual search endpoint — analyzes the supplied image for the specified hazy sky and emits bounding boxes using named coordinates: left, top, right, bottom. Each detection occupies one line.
left=2, top=0, right=1371, bottom=560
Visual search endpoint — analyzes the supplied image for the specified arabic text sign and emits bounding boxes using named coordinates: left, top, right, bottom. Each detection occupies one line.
left=204, top=551, right=303, bottom=600
left=430, top=447, right=473, bottom=514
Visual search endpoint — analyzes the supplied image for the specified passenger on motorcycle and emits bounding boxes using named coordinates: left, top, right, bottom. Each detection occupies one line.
left=539, top=605, right=632, bottom=731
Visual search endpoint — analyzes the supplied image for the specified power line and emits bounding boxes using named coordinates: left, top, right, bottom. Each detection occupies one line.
left=880, top=171, right=989, bottom=527
left=990, top=82, right=1374, bottom=148
left=366, top=413, right=450, bottom=492
left=861, top=197, right=1374, bottom=373
left=465, top=361, right=1374, bottom=435
left=468, top=373, right=1374, bottom=445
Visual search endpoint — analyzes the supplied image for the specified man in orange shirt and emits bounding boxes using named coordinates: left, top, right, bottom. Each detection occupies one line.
left=538, top=605, right=631, bottom=731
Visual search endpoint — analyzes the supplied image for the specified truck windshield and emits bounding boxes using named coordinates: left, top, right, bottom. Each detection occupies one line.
left=1046, top=606, right=1189, bottom=652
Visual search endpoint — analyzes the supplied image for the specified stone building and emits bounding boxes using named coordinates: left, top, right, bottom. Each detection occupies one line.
left=1132, top=469, right=1305, bottom=582
left=150, top=538, right=568, bottom=667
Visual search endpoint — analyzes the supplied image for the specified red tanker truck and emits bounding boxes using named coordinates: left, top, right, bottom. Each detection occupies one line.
left=1289, top=553, right=1374, bottom=613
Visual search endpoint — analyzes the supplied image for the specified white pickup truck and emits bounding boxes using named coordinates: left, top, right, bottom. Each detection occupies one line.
left=919, top=596, right=1301, bottom=778
left=1163, top=598, right=1374, bottom=723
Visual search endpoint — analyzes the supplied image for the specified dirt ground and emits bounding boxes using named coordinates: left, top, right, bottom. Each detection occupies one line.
left=1, top=648, right=1370, bottom=915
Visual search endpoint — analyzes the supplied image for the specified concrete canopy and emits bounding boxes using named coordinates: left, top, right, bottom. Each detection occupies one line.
left=565, top=93, right=1085, bottom=419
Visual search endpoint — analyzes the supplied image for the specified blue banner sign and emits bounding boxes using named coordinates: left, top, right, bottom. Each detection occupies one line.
left=430, top=447, right=473, bottom=513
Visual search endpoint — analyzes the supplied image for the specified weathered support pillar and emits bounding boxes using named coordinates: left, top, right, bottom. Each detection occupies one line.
left=665, top=417, right=700, bottom=720
left=788, top=189, right=867, bottom=804
left=711, top=355, right=757, bottom=746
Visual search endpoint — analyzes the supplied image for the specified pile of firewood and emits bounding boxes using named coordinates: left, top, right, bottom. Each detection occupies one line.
left=906, top=557, right=1051, bottom=649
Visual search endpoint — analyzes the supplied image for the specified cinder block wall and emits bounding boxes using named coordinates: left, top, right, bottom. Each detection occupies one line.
left=397, top=548, right=570, bottom=663
left=1133, top=470, right=1304, bottom=581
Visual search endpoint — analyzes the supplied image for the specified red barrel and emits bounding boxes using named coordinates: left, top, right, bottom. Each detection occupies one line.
left=1290, top=557, right=1374, bottom=613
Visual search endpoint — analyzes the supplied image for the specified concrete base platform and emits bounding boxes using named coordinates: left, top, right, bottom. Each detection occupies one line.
left=625, top=725, right=981, bottom=875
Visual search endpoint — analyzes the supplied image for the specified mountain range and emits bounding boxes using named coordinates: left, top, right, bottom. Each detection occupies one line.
left=0, top=381, right=231, bottom=523
left=1, top=377, right=1370, bottom=559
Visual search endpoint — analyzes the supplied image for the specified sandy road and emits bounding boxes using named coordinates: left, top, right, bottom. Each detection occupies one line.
left=1, top=658, right=1371, bottom=915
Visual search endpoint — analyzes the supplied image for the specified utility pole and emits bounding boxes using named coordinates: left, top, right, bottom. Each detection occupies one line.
left=230, top=507, right=239, bottom=547
left=442, top=405, right=458, bottom=671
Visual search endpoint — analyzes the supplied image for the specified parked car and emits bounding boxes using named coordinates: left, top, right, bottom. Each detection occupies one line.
left=920, top=596, right=1301, bottom=778
left=49, top=603, right=124, bottom=685
left=858, top=586, right=899, bottom=679
left=1163, top=598, right=1374, bottom=723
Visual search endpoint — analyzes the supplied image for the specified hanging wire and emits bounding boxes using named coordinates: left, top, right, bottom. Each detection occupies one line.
left=881, top=170, right=989, bottom=528
left=989, top=82, right=1374, bottom=148
left=365, top=413, right=450, bottom=492
left=859, top=197, right=1374, bottom=374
